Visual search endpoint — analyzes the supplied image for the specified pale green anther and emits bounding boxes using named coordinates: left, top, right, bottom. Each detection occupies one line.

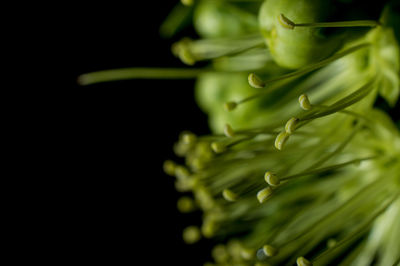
left=224, top=101, right=237, bottom=111
left=275, top=131, right=290, bottom=150
left=182, top=132, right=197, bottom=144
left=240, top=247, right=255, bottom=260
left=181, top=0, right=194, bottom=6
left=297, top=256, right=313, bottom=266
left=173, top=39, right=196, bottom=65
left=265, top=171, right=280, bottom=186
left=299, top=94, right=313, bottom=110
left=285, top=117, right=300, bottom=134
left=175, top=178, right=195, bottom=192
left=163, top=160, right=176, bottom=176
left=175, top=165, right=190, bottom=180
left=211, top=142, right=226, bottom=153
left=257, top=187, right=273, bottom=204
left=174, top=141, right=190, bottom=156
left=248, top=73, right=265, bottom=88
left=179, top=48, right=196, bottom=65
left=177, top=196, right=196, bottom=213
left=327, top=238, right=337, bottom=248
left=191, top=158, right=204, bottom=171
left=183, top=226, right=201, bottom=244
left=212, top=245, right=229, bottom=263
left=262, top=245, right=279, bottom=257
left=202, top=219, right=217, bottom=238
left=223, top=124, right=235, bottom=138
left=278, top=14, right=295, bottom=30
left=195, top=187, right=215, bottom=210
left=222, top=189, right=238, bottom=202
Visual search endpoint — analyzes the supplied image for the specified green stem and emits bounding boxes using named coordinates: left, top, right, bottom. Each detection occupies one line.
left=78, top=67, right=207, bottom=85
left=296, top=20, right=380, bottom=28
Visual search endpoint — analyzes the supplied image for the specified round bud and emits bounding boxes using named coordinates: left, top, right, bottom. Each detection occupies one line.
left=183, top=226, right=201, bottom=244
left=259, top=0, right=342, bottom=69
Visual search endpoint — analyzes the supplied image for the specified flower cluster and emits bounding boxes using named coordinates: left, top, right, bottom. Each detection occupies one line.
left=80, top=0, right=400, bottom=265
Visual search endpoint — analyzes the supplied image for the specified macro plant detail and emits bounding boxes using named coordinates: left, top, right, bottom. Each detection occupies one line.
left=79, top=0, right=400, bottom=265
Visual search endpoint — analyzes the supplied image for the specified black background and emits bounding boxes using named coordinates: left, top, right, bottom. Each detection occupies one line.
left=65, top=1, right=214, bottom=265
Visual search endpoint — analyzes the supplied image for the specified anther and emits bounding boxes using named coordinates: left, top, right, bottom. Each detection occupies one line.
left=278, top=14, right=295, bottom=29
left=265, top=171, right=280, bottom=186
left=211, top=142, right=226, bottom=154
left=262, top=245, right=279, bottom=257
left=175, top=165, right=190, bottom=180
left=224, top=101, right=237, bottom=111
left=181, top=0, right=194, bottom=6
left=285, top=117, right=299, bottom=134
left=274, top=131, right=290, bottom=150
left=240, top=247, right=255, bottom=260
left=297, top=256, right=313, bottom=266
left=212, top=245, right=229, bottom=263
left=183, top=226, right=201, bottom=244
left=257, top=187, right=273, bottom=203
left=222, top=189, right=238, bottom=202
left=248, top=73, right=266, bottom=88
left=224, top=124, right=235, bottom=138
left=327, top=238, right=337, bottom=248
left=163, top=160, right=176, bottom=176
left=182, top=132, right=197, bottom=144
left=177, top=197, right=196, bottom=213
left=179, top=48, right=196, bottom=66
left=202, top=218, right=217, bottom=238
left=299, top=94, right=313, bottom=110
left=172, top=39, right=196, bottom=65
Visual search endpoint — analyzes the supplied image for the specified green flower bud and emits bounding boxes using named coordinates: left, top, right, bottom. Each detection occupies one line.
left=259, top=0, right=343, bottom=69
left=194, top=0, right=259, bottom=38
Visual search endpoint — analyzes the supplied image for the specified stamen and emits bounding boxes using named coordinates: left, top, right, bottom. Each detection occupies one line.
left=163, top=160, right=176, bottom=176
left=300, top=80, right=375, bottom=122
left=279, top=13, right=380, bottom=30
left=224, top=124, right=235, bottom=138
left=297, top=256, right=313, bottom=266
left=232, top=44, right=370, bottom=108
left=280, top=157, right=376, bottom=182
left=224, top=101, right=238, bottom=111
left=212, top=245, right=229, bottom=263
left=175, top=165, right=191, bottom=180
left=262, top=244, right=279, bottom=257
left=278, top=14, right=295, bottom=29
left=222, top=189, right=238, bottom=202
left=257, top=187, right=273, bottom=203
left=265, top=171, right=280, bottom=187
left=240, top=247, right=255, bottom=260
left=178, top=47, right=196, bottom=65
left=182, top=132, right=197, bottom=144
left=274, top=131, right=290, bottom=150
left=312, top=194, right=399, bottom=265
left=183, top=226, right=201, bottom=244
left=78, top=67, right=205, bottom=85
left=211, top=142, right=227, bottom=154
left=202, top=218, right=217, bottom=238
left=180, top=0, right=194, bottom=6
left=299, top=94, right=313, bottom=110
left=174, top=34, right=265, bottom=63
left=248, top=73, right=266, bottom=88
left=327, top=238, right=337, bottom=248
left=285, top=117, right=299, bottom=134
left=177, top=196, right=196, bottom=213
left=306, top=125, right=360, bottom=170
